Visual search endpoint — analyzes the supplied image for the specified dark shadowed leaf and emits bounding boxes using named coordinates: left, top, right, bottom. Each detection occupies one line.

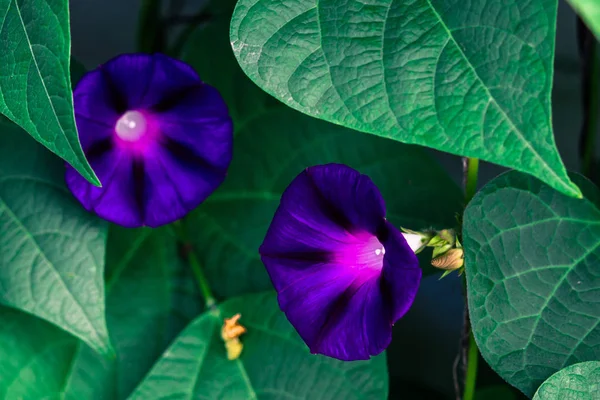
left=130, top=291, right=388, bottom=399
left=464, top=171, right=600, bottom=397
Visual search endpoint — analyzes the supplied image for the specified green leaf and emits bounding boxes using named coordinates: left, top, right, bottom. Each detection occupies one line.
left=463, top=171, right=600, bottom=397
left=0, top=306, right=78, bottom=399
left=61, top=226, right=203, bottom=399
left=0, top=123, right=111, bottom=355
left=567, top=1, right=600, bottom=40
left=185, top=108, right=463, bottom=298
left=230, top=0, right=581, bottom=198
left=533, top=361, right=600, bottom=400
left=130, top=291, right=388, bottom=399
left=0, top=0, right=99, bottom=185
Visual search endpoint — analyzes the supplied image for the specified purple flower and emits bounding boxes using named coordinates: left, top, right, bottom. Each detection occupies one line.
left=259, top=164, right=422, bottom=361
left=65, top=53, right=233, bottom=227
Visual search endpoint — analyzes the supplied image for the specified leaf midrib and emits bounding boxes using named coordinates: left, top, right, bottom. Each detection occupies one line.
left=310, top=0, right=573, bottom=195
left=10, top=0, right=78, bottom=159
left=0, top=193, right=103, bottom=350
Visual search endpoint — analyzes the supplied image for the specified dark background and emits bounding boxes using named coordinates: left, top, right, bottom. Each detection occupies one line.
left=69, top=0, right=597, bottom=398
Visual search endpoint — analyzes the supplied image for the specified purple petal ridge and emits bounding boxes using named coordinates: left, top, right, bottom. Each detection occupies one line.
left=65, top=53, right=233, bottom=227
left=259, top=164, right=421, bottom=361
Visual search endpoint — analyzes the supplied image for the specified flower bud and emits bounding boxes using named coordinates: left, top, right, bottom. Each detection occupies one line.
left=431, top=248, right=464, bottom=271
left=400, top=228, right=433, bottom=254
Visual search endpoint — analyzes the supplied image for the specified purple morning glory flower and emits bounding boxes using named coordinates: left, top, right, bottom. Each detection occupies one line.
left=65, top=53, right=233, bottom=227
left=259, top=164, right=422, bottom=361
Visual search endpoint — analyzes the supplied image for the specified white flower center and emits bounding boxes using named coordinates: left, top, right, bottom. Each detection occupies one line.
left=115, top=111, right=147, bottom=142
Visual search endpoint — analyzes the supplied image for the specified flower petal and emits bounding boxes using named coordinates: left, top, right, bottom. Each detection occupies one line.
left=260, top=164, right=386, bottom=258
left=156, top=84, right=233, bottom=170
left=101, top=53, right=200, bottom=110
left=65, top=53, right=233, bottom=227
left=260, top=164, right=421, bottom=360
left=380, top=222, right=423, bottom=321
left=66, top=149, right=143, bottom=227
left=139, top=146, right=227, bottom=227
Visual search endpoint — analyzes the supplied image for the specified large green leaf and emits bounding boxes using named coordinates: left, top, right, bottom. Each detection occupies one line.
left=61, top=226, right=203, bottom=399
left=0, top=306, right=78, bottom=399
left=0, top=123, right=111, bottom=354
left=0, top=0, right=99, bottom=185
left=567, top=1, right=600, bottom=39
left=184, top=108, right=463, bottom=298
left=230, top=0, right=581, bottom=198
left=463, top=171, right=600, bottom=397
left=130, top=291, right=388, bottom=399
left=533, top=361, right=600, bottom=399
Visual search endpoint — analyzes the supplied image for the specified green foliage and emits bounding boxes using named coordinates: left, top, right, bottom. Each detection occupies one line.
left=0, top=306, right=77, bottom=398
left=463, top=171, right=600, bottom=397
left=0, top=0, right=98, bottom=185
left=230, top=0, right=581, bottom=198
left=533, top=361, right=600, bottom=400
left=0, top=123, right=111, bottom=355
left=0, top=225, right=202, bottom=399
left=130, top=291, right=388, bottom=399
left=567, top=0, right=600, bottom=39
left=62, top=226, right=203, bottom=399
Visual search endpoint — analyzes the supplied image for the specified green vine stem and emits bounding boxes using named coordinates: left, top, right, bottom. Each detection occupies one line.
left=464, top=157, right=479, bottom=204
left=461, top=157, right=479, bottom=400
left=172, top=221, right=217, bottom=309
left=463, top=330, right=479, bottom=400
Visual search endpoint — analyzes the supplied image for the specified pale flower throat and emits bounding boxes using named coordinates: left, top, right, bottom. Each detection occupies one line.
left=115, top=110, right=147, bottom=142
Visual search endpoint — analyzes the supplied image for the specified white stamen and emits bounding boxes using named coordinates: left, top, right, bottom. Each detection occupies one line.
left=115, top=110, right=147, bottom=142
left=375, top=249, right=381, bottom=256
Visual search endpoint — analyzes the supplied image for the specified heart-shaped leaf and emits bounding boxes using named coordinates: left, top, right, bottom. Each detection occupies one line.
left=230, top=0, right=580, bottom=198
left=0, top=122, right=110, bottom=355
left=463, top=171, right=600, bottom=397
left=130, top=291, right=388, bottom=399
left=61, top=226, right=203, bottom=399
left=533, top=361, right=600, bottom=399
left=567, top=1, right=600, bottom=39
left=0, top=0, right=99, bottom=185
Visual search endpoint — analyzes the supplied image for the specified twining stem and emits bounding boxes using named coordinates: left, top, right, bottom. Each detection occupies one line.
left=461, top=156, right=480, bottom=400
left=463, top=330, right=479, bottom=400
left=463, top=157, right=479, bottom=204
left=172, top=221, right=217, bottom=309
left=582, top=41, right=600, bottom=177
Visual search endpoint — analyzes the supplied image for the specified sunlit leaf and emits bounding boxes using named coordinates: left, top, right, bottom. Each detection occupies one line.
left=230, top=0, right=580, bottom=198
